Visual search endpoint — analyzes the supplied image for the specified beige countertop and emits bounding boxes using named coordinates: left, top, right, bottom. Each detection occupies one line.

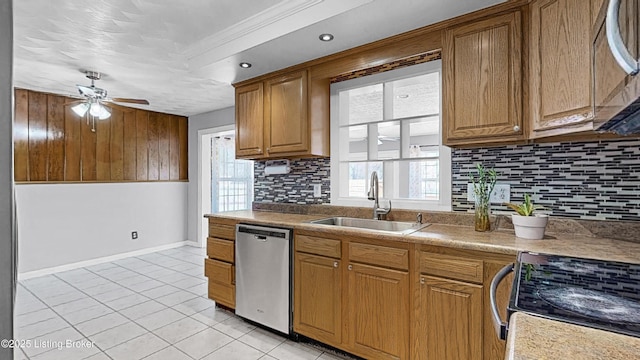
left=505, top=313, right=640, bottom=360
left=207, top=210, right=640, bottom=263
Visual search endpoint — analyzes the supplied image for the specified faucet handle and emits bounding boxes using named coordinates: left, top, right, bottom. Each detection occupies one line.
left=417, top=213, right=423, bottom=224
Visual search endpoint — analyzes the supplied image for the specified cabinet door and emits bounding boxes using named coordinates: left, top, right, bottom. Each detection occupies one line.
left=294, top=253, right=342, bottom=346
left=530, top=0, right=594, bottom=137
left=443, top=12, right=523, bottom=145
left=418, top=275, right=483, bottom=360
left=235, top=82, right=264, bottom=158
left=265, top=70, right=309, bottom=155
left=593, top=0, right=638, bottom=123
left=347, top=263, right=409, bottom=360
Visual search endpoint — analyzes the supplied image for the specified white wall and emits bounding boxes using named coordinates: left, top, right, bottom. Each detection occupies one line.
left=16, top=182, right=188, bottom=273
left=0, top=0, right=14, bottom=355
left=187, top=107, right=235, bottom=245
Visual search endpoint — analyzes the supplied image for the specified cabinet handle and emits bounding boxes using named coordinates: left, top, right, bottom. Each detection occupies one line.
left=420, top=277, right=425, bottom=285
left=513, top=125, right=520, bottom=132
left=606, top=0, right=639, bottom=75
left=266, top=147, right=270, bottom=153
left=348, top=265, right=353, bottom=271
left=258, top=148, right=262, bottom=153
left=334, top=261, right=339, bottom=268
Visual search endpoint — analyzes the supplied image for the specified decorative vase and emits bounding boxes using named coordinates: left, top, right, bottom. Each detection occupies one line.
left=511, top=214, right=549, bottom=239
left=474, top=196, right=491, bottom=232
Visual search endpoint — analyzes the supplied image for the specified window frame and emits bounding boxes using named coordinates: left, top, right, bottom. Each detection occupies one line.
left=330, top=60, right=452, bottom=211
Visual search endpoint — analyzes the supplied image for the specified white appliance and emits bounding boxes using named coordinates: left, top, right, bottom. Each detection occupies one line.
left=235, top=224, right=293, bottom=335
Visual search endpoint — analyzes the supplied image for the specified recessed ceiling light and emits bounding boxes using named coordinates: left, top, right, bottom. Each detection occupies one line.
left=319, top=33, right=334, bottom=42
left=239, top=62, right=252, bottom=68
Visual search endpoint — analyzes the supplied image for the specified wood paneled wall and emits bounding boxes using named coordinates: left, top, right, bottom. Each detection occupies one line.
left=14, top=89, right=188, bottom=182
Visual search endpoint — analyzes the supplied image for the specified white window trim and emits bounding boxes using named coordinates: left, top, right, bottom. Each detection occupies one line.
left=330, top=60, right=452, bottom=212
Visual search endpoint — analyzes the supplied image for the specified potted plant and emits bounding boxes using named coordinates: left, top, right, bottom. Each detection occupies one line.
left=505, top=194, right=549, bottom=240
left=470, top=163, right=497, bottom=232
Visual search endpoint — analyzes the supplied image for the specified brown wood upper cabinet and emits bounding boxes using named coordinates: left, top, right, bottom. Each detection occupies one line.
left=235, top=69, right=329, bottom=159
left=529, top=0, right=596, bottom=138
left=443, top=11, right=524, bottom=146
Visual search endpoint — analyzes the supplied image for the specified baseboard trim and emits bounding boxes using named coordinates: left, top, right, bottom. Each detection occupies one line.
left=18, top=241, right=194, bottom=280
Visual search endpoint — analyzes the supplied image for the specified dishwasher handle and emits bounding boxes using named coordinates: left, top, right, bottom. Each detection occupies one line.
left=490, top=263, right=514, bottom=341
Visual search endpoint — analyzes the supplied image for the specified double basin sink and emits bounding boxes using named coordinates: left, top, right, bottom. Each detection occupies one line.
left=309, top=216, right=429, bottom=235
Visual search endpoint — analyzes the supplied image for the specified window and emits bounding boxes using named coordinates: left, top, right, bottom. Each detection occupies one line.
left=330, top=60, right=451, bottom=211
left=211, top=133, right=254, bottom=213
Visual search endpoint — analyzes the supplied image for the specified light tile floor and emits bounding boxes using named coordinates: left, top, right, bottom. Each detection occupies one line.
left=13, top=246, right=348, bottom=360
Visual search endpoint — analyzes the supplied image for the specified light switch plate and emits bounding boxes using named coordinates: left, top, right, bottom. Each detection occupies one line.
left=467, top=183, right=510, bottom=203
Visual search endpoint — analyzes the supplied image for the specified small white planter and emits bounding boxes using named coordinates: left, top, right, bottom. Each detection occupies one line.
left=511, top=214, right=549, bottom=240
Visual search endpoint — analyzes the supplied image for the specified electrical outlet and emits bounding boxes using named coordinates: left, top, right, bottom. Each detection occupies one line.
left=313, top=184, right=322, bottom=198
left=467, top=183, right=510, bottom=203
left=490, top=184, right=511, bottom=203
left=131, top=231, right=138, bottom=240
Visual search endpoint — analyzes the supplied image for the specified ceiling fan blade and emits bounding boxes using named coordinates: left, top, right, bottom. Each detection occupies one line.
left=64, top=100, right=84, bottom=106
left=110, top=98, right=149, bottom=105
left=76, top=84, right=96, bottom=97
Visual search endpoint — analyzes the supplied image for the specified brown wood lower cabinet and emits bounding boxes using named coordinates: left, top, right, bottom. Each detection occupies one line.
left=419, top=275, right=483, bottom=360
left=347, top=262, right=410, bottom=360
left=205, top=217, right=238, bottom=310
left=294, top=253, right=342, bottom=345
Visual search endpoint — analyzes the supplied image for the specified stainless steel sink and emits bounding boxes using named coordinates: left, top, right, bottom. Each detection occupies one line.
left=308, top=216, right=428, bottom=234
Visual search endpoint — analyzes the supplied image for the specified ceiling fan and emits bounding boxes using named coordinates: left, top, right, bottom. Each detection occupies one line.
left=67, top=70, right=149, bottom=123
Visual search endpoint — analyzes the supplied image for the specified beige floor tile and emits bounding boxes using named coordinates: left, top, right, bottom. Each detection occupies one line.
left=238, top=328, right=286, bottom=353
left=213, top=316, right=257, bottom=339
left=143, top=346, right=193, bottom=360
left=174, top=328, right=233, bottom=359
left=135, top=308, right=186, bottom=331
left=105, top=333, right=169, bottom=360
left=88, top=321, right=148, bottom=350
left=75, top=312, right=129, bottom=337
left=268, top=340, right=323, bottom=360
left=202, top=340, right=265, bottom=360
left=154, top=317, right=208, bottom=344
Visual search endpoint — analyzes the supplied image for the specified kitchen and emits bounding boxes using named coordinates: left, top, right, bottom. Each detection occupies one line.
left=3, top=0, right=640, bottom=359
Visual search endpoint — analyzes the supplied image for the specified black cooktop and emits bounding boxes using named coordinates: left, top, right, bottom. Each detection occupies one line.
left=510, top=252, right=640, bottom=337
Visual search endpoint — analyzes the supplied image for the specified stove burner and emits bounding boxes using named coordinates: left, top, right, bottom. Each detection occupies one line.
left=537, top=287, right=640, bottom=324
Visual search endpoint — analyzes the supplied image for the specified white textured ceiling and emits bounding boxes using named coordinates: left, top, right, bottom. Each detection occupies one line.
left=13, top=0, right=504, bottom=116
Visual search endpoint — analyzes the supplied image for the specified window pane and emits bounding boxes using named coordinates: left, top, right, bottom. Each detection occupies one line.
left=211, top=135, right=254, bottom=213
left=347, top=162, right=383, bottom=198
left=391, top=72, right=439, bottom=118
left=346, top=84, right=383, bottom=124
left=376, top=121, right=400, bottom=160
left=406, top=116, right=440, bottom=158
left=405, top=160, right=439, bottom=200
left=341, top=125, right=368, bottom=161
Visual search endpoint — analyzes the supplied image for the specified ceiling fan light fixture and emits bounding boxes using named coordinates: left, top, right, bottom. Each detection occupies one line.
left=89, top=102, right=111, bottom=119
left=71, top=102, right=89, bottom=117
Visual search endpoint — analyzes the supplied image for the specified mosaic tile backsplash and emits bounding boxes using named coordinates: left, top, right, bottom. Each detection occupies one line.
left=254, top=158, right=331, bottom=204
left=452, top=139, right=640, bottom=221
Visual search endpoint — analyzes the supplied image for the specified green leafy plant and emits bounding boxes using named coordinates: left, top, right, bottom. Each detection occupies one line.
left=469, top=163, right=498, bottom=202
left=470, top=164, right=497, bottom=231
left=505, top=193, right=543, bottom=216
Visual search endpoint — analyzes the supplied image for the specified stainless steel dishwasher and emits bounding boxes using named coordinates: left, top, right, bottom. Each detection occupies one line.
left=235, top=224, right=293, bottom=335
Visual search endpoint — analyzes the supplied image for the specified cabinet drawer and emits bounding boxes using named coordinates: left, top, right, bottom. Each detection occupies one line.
left=349, top=242, right=409, bottom=270
left=207, top=237, right=235, bottom=262
left=204, top=259, right=235, bottom=285
left=296, top=235, right=341, bottom=258
left=420, top=252, right=484, bottom=284
left=208, top=281, right=235, bottom=309
left=208, top=218, right=237, bottom=240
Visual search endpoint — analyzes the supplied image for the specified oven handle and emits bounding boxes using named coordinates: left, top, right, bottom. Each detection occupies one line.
left=490, top=263, right=514, bottom=341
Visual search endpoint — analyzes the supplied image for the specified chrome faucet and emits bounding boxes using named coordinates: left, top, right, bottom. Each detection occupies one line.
left=367, top=171, right=391, bottom=220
